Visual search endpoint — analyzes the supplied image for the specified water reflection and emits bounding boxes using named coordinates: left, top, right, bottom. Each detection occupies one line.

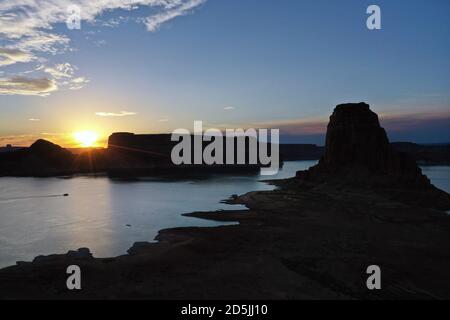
left=0, top=160, right=448, bottom=268
left=0, top=161, right=316, bottom=267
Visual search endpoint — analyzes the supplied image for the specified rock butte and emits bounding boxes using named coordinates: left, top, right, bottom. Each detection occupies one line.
left=297, top=102, right=450, bottom=210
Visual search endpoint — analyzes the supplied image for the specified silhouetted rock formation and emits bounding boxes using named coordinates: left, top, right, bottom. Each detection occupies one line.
left=261, top=142, right=450, bottom=164
left=0, top=133, right=267, bottom=176
left=0, top=139, right=74, bottom=176
left=322, top=103, right=390, bottom=170
left=106, top=132, right=266, bottom=174
left=107, top=133, right=173, bottom=169
left=297, top=103, right=450, bottom=210
left=28, top=139, right=74, bottom=168
left=0, top=114, right=448, bottom=177
left=0, top=145, right=23, bottom=153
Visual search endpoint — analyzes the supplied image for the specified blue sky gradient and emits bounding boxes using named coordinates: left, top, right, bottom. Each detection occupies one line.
left=0, top=0, right=449, bottom=146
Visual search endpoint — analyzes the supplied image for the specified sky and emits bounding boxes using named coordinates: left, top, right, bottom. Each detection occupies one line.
left=0, top=0, right=449, bottom=147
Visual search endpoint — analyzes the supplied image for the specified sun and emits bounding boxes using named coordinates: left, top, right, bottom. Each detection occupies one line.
left=73, top=131, right=99, bottom=148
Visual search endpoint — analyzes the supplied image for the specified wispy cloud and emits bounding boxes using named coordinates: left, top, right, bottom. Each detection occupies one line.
left=145, top=0, right=207, bottom=31
left=0, top=0, right=208, bottom=96
left=69, top=77, right=89, bottom=90
left=44, top=63, right=76, bottom=79
left=224, top=106, right=235, bottom=110
left=95, top=111, right=137, bottom=117
left=28, top=118, right=41, bottom=121
left=44, top=63, right=89, bottom=90
left=247, top=117, right=328, bottom=136
left=243, top=109, right=450, bottom=137
left=0, top=48, right=34, bottom=67
left=0, top=132, right=74, bottom=147
left=0, top=135, right=38, bottom=147
left=0, top=76, right=57, bottom=96
left=379, top=110, right=450, bottom=132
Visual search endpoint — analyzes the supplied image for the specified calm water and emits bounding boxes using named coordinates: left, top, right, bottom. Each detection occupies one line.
left=0, top=161, right=448, bottom=268
left=420, top=166, right=450, bottom=195
left=0, top=161, right=316, bottom=268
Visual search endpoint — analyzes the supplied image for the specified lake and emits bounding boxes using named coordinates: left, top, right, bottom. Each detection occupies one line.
left=0, top=161, right=448, bottom=268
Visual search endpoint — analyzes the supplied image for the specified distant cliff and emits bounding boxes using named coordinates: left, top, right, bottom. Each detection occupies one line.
left=274, top=142, right=449, bottom=164
left=0, top=133, right=267, bottom=176
left=391, top=142, right=450, bottom=165
left=106, top=132, right=274, bottom=175
left=106, top=133, right=174, bottom=170
left=279, top=144, right=324, bottom=161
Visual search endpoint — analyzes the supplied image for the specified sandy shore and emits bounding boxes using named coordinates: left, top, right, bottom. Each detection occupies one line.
left=1, top=177, right=450, bottom=299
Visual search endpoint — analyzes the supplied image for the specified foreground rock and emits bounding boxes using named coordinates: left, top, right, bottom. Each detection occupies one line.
left=1, top=184, right=449, bottom=299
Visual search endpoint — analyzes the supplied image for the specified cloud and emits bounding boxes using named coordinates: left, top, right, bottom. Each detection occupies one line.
left=243, top=109, right=450, bottom=137
left=13, top=32, right=70, bottom=55
left=224, top=106, right=235, bottom=110
left=0, top=1, right=207, bottom=46
left=245, top=108, right=450, bottom=144
left=44, top=63, right=76, bottom=79
left=0, top=1, right=208, bottom=95
left=379, top=110, right=450, bottom=132
left=0, top=76, right=58, bottom=96
left=145, top=0, right=207, bottom=31
left=0, top=132, right=73, bottom=147
left=94, top=39, right=107, bottom=47
left=95, top=111, right=137, bottom=117
left=158, top=118, right=169, bottom=122
left=0, top=135, right=38, bottom=147
left=69, top=77, right=90, bottom=90
left=0, top=48, right=34, bottom=67
left=248, top=117, right=328, bottom=136
left=28, top=118, right=40, bottom=121
left=43, top=63, right=89, bottom=90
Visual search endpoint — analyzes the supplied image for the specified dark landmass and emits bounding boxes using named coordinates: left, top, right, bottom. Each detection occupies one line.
left=0, top=134, right=266, bottom=177
left=279, top=142, right=450, bottom=165
left=1, top=139, right=448, bottom=177
left=279, top=144, right=325, bottom=161
left=0, top=146, right=23, bottom=153
left=390, top=142, right=450, bottom=165
left=0, top=103, right=449, bottom=300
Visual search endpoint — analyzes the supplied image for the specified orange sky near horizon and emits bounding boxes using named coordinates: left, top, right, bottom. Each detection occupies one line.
left=1, top=108, right=449, bottom=148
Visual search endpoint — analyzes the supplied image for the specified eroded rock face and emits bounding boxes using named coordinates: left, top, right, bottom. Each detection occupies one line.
left=300, top=103, right=424, bottom=180
left=321, top=103, right=431, bottom=185
left=323, top=103, right=390, bottom=171
left=297, top=103, right=450, bottom=210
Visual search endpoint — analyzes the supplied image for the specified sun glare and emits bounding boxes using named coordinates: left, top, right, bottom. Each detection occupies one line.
left=73, top=131, right=99, bottom=148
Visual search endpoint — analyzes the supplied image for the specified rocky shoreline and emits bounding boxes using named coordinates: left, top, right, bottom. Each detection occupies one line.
left=0, top=177, right=450, bottom=299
